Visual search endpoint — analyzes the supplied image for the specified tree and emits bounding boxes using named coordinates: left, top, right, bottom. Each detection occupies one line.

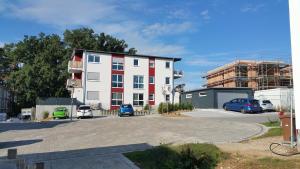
left=4, top=28, right=137, bottom=113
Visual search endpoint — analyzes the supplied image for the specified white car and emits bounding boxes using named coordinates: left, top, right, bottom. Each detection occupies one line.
left=259, top=100, right=274, bottom=112
left=77, top=105, right=93, bottom=119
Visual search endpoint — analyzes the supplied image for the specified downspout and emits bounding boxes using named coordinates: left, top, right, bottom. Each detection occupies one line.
left=172, top=58, right=175, bottom=104
left=83, top=50, right=87, bottom=104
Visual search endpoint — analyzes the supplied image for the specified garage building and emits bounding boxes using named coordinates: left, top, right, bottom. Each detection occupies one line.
left=181, top=88, right=254, bottom=109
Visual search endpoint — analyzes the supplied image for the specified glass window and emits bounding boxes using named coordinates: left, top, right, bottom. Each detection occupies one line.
left=166, top=62, right=170, bottom=68
left=133, top=93, right=144, bottom=106
left=112, top=93, right=123, bottom=106
left=165, top=77, right=170, bottom=85
left=186, top=94, right=192, bottom=98
left=199, top=92, right=207, bottom=97
left=112, top=58, right=124, bottom=70
left=149, top=60, right=155, bottom=68
left=133, top=75, right=144, bottom=89
left=88, top=55, right=100, bottom=63
left=149, top=76, right=155, bottom=84
left=149, top=93, right=155, bottom=101
left=166, top=94, right=170, bottom=102
left=112, top=74, right=123, bottom=88
left=134, top=59, right=139, bottom=66
left=87, top=72, right=100, bottom=81
left=87, top=91, right=99, bottom=100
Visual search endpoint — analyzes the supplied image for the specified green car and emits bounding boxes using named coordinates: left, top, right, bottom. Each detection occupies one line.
left=52, top=107, right=69, bottom=119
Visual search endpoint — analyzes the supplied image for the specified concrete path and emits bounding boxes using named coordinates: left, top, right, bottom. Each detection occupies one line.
left=0, top=112, right=274, bottom=168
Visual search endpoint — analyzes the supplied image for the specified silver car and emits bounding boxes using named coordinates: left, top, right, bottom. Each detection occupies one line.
left=259, top=100, right=274, bottom=112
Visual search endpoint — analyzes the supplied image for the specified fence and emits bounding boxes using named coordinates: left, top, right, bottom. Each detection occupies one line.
left=93, top=110, right=153, bottom=117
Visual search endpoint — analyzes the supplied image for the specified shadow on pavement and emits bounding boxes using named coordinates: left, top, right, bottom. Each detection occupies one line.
left=0, top=139, right=43, bottom=149
left=0, top=120, right=75, bottom=133
left=1, top=143, right=152, bottom=169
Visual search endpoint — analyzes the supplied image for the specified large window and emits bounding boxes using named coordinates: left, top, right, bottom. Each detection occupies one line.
left=149, top=93, right=155, bottom=101
left=165, top=77, right=170, bottom=85
left=112, top=58, right=124, bottom=70
left=149, top=76, right=155, bottom=84
left=88, top=55, right=100, bottom=63
left=133, top=59, right=139, bottom=66
left=87, top=72, right=100, bottom=81
left=112, top=74, right=123, bottom=88
left=87, top=91, right=99, bottom=100
left=149, top=60, right=155, bottom=68
left=112, top=93, right=123, bottom=106
left=133, top=75, right=144, bottom=89
left=133, top=93, right=144, bottom=106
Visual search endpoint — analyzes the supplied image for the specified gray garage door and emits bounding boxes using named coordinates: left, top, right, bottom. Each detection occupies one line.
left=217, top=92, right=249, bottom=108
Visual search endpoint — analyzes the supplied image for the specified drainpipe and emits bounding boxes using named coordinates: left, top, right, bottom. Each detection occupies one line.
left=83, top=50, right=87, bottom=104
left=172, top=58, right=175, bottom=104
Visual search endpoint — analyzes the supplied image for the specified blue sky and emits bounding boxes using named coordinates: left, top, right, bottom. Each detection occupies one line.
left=0, top=0, right=292, bottom=89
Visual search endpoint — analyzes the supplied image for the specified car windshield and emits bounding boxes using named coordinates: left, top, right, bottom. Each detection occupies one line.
left=55, top=107, right=66, bottom=111
left=262, top=100, right=271, bottom=104
left=121, top=104, right=132, bottom=108
left=79, top=106, right=91, bottom=110
left=250, top=100, right=259, bottom=104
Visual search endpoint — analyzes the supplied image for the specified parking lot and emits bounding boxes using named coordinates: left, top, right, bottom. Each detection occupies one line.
left=0, top=109, right=278, bottom=168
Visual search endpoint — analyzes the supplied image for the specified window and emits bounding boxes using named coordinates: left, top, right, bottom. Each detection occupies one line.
left=166, top=94, right=170, bottom=102
left=112, top=74, right=123, bottom=88
left=134, top=59, right=139, bottom=66
left=166, top=62, right=170, bottom=68
left=87, top=72, right=100, bottom=81
left=199, top=92, right=207, bottom=97
left=149, top=93, right=155, bottom=101
left=87, top=91, right=99, bottom=100
left=133, top=75, right=144, bottom=89
left=149, top=60, right=155, bottom=68
left=112, top=93, right=123, bottom=106
left=165, top=77, right=170, bottom=85
left=112, top=58, right=124, bottom=70
left=133, top=93, right=144, bottom=106
left=88, top=55, right=100, bottom=63
left=149, top=76, right=155, bottom=84
left=186, top=94, right=192, bottom=98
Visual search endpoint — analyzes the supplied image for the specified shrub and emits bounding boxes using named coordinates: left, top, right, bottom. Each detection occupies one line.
left=144, top=104, right=150, bottom=111
left=42, top=111, right=49, bottom=119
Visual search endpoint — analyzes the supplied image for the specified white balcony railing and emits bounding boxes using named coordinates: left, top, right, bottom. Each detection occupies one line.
left=68, top=61, right=83, bottom=73
left=174, top=70, right=183, bottom=79
left=66, top=79, right=82, bottom=88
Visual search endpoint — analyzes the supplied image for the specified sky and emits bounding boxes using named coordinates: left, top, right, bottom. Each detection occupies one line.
left=0, top=0, right=292, bottom=90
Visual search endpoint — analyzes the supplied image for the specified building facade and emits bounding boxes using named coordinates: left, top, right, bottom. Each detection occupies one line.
left=67, top=49, right=182, bottom=110
left=181, top=88, right=254, bottom=109
left=202, top=60, right=292, bottom=91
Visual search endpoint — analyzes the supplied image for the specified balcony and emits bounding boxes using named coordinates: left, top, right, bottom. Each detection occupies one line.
left=66, top=79, right=82, bottom=88
left=68, top=61, right=83, bottom=73
left=174, top=70, right=183, bottom=79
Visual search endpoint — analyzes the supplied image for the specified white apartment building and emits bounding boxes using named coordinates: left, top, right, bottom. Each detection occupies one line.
left=67, top=49, right=183, bottom=110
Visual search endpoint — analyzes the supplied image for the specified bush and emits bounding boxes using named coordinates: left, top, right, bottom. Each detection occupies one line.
left=42, top=111, right=49, bottom=119
left=158, top=102, right=194, bottom=113
left=144, top=104, right=150, bottom=111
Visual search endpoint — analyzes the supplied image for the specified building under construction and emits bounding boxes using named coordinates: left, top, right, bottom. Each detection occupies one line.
left=203, top=60, right=293, bottom=90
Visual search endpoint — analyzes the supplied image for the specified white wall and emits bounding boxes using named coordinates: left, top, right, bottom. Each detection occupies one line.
left=84, top=52, right=111, bottom=109
left=155, top=58, right=174, bottom=105
left=289, top=0, right=300, bottom=129
left=254, top=88, right=294, bottom=111
left=124, top=56, right=149, bottom=109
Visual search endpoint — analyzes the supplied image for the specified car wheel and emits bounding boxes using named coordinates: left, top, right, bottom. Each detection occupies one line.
left=241, top=109, right=246, bottom=114
left=224, top=106, right=228, bottom=111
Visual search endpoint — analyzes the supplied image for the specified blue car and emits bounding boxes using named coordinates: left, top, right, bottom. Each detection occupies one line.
left=223, top=98, right=262, bottom=114
left=119, top=104, right=134, bottom=117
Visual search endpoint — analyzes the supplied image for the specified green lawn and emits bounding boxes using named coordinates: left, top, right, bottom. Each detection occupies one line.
left=243, top=157, right=300, bottom=169
left=261, top=120, right=280, bottom=127
left=253, top=121, right=282, bottom=139
left=125, top=143, right=229, bottom=169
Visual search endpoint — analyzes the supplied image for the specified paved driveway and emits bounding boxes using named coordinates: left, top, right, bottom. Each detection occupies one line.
left=0, top=110, right=277, bottom=169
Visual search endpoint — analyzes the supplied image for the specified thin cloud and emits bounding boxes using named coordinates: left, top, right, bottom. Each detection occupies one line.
left=200, top=10, right=211, bottom=20
left=142, top=22, right=193, bottom=37
left=241, top=4, right=265, bottom=13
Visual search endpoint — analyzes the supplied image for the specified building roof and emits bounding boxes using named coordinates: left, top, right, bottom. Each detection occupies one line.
left=183, top=87, right=253, bottom=93
left=73, top=49, right=182, bottom=62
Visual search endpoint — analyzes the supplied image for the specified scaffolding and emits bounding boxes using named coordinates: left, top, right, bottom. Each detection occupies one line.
left=203, top=60, right=293, bottom=91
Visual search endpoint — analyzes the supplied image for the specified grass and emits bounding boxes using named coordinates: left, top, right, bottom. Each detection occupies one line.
left=253, top=127, right=282, bottom=139
left=261, top=120, right=280, bottom=127
left=243, top=157, right=300, bottom=169
left=125, top=143, right=229, bottom=169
